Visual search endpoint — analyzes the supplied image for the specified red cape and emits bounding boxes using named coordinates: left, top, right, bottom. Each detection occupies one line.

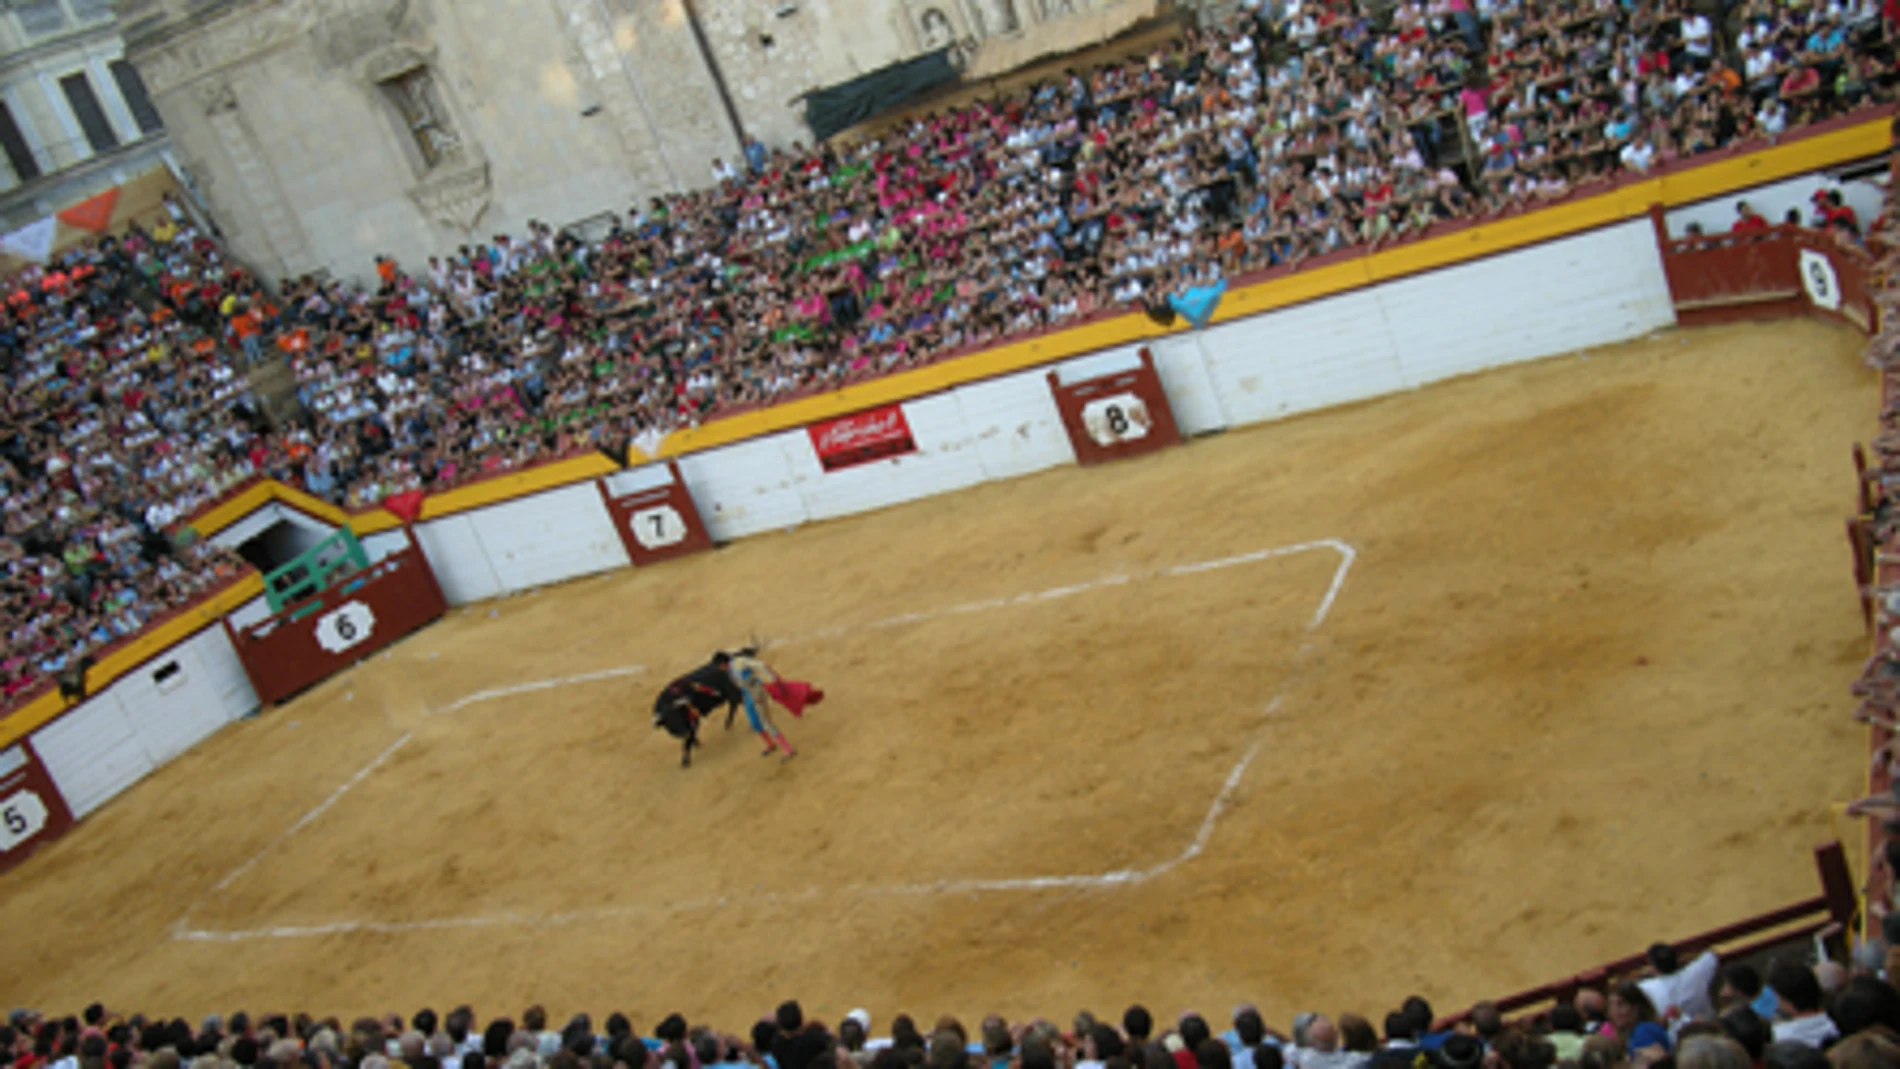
left=763, top=679, right=824, bottom=717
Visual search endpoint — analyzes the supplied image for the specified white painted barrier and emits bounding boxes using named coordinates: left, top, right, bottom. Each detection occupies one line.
left=31, top=626, right=258, bottom=819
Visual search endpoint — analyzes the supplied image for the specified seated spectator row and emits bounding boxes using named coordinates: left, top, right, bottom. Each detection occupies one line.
left=7, top=954, right=1899, bottom=1069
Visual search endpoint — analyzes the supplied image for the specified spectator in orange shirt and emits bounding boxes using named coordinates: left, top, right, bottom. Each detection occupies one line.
left=228, top=301, right=263, bottom=366
left=1709, top=59, right=1742, bottom=96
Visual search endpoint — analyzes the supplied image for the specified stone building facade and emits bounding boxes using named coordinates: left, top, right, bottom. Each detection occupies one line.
left=113, top=0, right=1162, bottom=283
left=693, top=0, right=1159, bottom=149
left=0, top=0, right=172, bottom=232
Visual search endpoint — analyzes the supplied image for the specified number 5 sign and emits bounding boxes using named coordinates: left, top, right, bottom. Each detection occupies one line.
left=315, top=601, right=377, bottom=655
left=0, top=788, right=49, bottom=853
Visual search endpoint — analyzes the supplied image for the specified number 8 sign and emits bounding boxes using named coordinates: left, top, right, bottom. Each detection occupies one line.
left=1081, top=393, right=1154, bottom=447
left=315, top=601, right=377, bottom=655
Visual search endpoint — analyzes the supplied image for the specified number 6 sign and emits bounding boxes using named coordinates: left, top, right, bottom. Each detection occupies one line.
left=315, top=601, right=377, bottom=654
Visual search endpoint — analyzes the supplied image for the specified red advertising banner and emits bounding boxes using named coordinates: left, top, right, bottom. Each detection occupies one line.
left=809, top=404, right=917, bottom=471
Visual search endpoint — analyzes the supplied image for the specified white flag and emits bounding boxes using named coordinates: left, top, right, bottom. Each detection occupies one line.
left=631, top=424, right=670, bottom=460
left=0, top=217, right=56, bottom=264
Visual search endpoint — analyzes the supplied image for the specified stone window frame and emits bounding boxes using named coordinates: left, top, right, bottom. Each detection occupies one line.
left=355, top=43, right=465, bottom=179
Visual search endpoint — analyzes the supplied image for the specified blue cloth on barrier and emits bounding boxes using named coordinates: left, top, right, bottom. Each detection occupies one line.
left=1169, top=279, right=1228, bottom=328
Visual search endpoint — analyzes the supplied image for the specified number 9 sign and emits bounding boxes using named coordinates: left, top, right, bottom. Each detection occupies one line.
left=1080, top=393, right=1154, bottom=447
left=630, top=505, right=687, bottom=550
left=315, top=601, right=377, bottom=655
left=1799, top=248, right=1841, bottom=312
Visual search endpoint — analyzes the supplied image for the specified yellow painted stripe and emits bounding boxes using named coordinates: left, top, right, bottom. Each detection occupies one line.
left=1657, top=120, right=1893, bottom=206
left=187, top=481, right=277, bottom=539
left=0, top=573, right=265, bottom=751
left=271, top=483, right=352, bottom=526
left=406, top=451, right=621, bottom=521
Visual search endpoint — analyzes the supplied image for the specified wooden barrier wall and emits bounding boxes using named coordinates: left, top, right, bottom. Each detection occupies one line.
left=1662, top=224, right=1876, bottom=333
left=228, top=544, right=449, bottom=706
left=1867, top=372, right=1900, bottom=918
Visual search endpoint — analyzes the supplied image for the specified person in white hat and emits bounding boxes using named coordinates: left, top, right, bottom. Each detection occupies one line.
left=842, top=1012, right=877, bottom=1067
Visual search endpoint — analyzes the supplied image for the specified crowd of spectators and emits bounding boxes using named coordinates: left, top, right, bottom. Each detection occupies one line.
left=2, top=0, right=1896, bottom=702
left=259, top=0, right=1900, bottom=510
left=0, top=196, right=272, bottom=706
left=8, top=953, right=1900, bottom=1069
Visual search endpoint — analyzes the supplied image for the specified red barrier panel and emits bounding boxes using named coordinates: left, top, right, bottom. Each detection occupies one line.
left=1663, top=227, right=1805, bottom=325
left=1047, top=348, right=1183, bottom=467
left=0, top=738, right=73, bottom=877
left=1663, top=225, right=1876, bottom=332
left=597, top=461, right=715, bottom=567
left=230, top=540, right=449, bottom=706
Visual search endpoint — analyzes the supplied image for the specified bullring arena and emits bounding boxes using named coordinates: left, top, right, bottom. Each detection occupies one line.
left=10, top=4, right=1900, bottom=1055
left=0, top=315, right=1870, bottom=1024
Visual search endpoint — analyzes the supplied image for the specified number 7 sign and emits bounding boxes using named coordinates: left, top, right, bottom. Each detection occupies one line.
left=597, top=463, right=715, bottom=567
left=631, top=505, right=687, bottom=549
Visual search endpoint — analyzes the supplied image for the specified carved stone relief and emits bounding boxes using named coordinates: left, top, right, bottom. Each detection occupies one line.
left=904, top=0, right=971, bottom=51
left=963, top=0, right=1020, bottom=36
left=192, top=78, right=238, bottom=116
left=132, top=1, right=308, bottom=95
left=407, top=156, right=491, bottom=231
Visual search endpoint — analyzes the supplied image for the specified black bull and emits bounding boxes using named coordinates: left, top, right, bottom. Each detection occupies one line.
left=654, top=690, right=722, bottom=738
left=653, top=665, right=742, bottom=767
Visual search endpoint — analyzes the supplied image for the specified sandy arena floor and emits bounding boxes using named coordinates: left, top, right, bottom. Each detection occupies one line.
left=0, top=319, right=1875, bottom=1030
